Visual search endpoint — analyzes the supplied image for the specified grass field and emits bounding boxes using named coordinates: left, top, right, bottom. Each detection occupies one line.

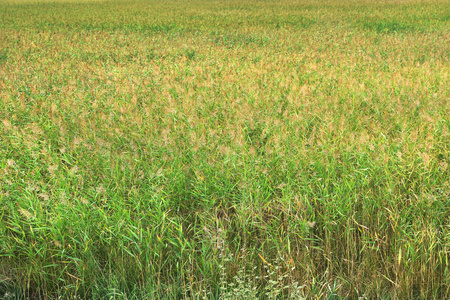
left=0, top=0, right=449, bottom=298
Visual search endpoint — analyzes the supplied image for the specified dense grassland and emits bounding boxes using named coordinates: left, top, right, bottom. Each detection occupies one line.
left=0, top=0, right=449, bottom=298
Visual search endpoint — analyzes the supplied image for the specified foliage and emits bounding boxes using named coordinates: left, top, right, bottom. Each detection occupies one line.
left=0, top=0, right=449, bottom=298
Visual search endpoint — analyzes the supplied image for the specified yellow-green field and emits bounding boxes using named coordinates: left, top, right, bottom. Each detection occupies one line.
left=0, top=0, right=449, bottom=298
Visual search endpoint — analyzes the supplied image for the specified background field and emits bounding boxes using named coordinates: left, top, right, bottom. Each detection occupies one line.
left=0, top=0, right=449, bottom=298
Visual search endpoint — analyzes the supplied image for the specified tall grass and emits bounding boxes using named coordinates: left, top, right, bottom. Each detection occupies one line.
left=0, top=0, right=449, bottom=298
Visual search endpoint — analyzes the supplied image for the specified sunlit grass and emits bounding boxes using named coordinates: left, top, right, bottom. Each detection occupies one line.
left=0, top=0, right=449, bottom=298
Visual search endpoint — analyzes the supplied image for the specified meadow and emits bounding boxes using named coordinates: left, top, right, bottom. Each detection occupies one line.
left=0, top=0, right=449, bottom=298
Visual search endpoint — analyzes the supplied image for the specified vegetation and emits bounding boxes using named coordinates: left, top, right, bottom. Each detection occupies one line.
left=0, top=0, right=449, bottom=298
